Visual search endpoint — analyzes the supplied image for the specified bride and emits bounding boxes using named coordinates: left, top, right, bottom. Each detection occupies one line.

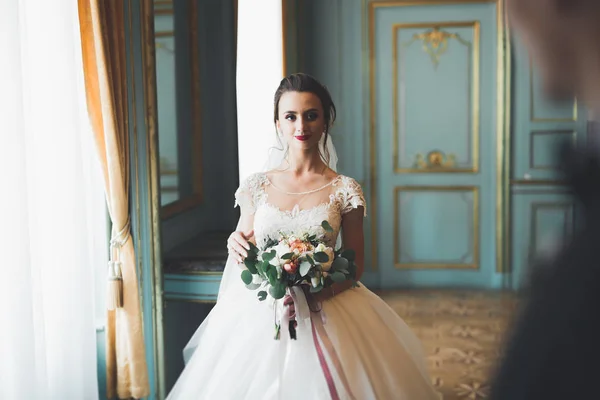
left=167, top=73, right=439, bottom=399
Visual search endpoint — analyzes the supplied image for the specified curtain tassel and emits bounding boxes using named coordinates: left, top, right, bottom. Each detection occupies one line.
left=107, top=219, right=130, bottom=310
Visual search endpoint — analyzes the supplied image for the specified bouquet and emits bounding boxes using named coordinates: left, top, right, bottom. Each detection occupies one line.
left=240, top=220, right=360, bottom=302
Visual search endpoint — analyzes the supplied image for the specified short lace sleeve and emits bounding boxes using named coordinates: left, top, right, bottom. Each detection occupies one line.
left=339, top=177, right=367, bottom=216
left=234, top=173, right=268, bottom=214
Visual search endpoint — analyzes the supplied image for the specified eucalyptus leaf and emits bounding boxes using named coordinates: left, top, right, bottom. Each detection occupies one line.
left=241, top=270, right=253, bottom=285
left=331, top=257, right=349, bottom=271
left=262, top=250, right=276, bottom=262
left=321, top=220, right=334, bottom=232
left=269, top=284, right=286, bottom=300
left=256, top=261, right=265, bottom=276
left=262, top=261, right=273, bottom=276
left=257, top=291, right=268, bottom=301
left=307, top=254, right=315, bottom=265
left=248, top=242, right=259, bottom=255
left=341, top=249, right=356, bottom=262
left=281, top=252, right=294, bottom=260
left=267, top=268, right=278, bottom=286
left=348, top=262, right=357, bottom=277
left=314, top=252, right=329, bottom=263
left=299, top=260, right=312, bottom=277
left=244, top=259, right=258, bottom=274
left=331, top=271, right=346, bottom=283
left=245, top=282, right=261, bottom=290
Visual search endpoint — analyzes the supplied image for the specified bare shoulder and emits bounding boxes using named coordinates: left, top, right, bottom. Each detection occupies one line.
left=322, top=167, right=339, bottom=181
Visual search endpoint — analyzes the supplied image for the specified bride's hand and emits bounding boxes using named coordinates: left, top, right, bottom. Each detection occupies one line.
left=227, top=230, right=254, bottom=263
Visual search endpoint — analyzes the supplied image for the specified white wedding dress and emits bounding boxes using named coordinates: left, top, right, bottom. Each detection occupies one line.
left=167, top=173, right=440, bottom=400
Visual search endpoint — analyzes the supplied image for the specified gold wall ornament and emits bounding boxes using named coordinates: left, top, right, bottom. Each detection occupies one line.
left=414, top=150, right=456, bottom=169
left=404, top=26, right=470, bottom=68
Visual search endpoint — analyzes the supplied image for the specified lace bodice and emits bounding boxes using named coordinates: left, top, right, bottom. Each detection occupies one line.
left=234, top=173, right=366, bottom=249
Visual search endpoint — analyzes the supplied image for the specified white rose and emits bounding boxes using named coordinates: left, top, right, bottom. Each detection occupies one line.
left=274, top=242, right=291, bottom=257
left=272, top=242, right=292, bottom=266
left=315, top=243, right=327, bottom=253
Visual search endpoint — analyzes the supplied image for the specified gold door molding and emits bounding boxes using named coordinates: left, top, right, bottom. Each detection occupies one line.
left=528, top=202, right=574, bottom=261
left=392, top=21, right=480, bottom=174
left=528, top=130, right=576, bottom=171
left=393, top=185, right=480, bottom=270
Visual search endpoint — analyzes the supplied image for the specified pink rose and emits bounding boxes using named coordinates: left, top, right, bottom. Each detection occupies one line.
left=289, top=239, right=312, bottom=254
left=284, top=261, right=298, bottom=274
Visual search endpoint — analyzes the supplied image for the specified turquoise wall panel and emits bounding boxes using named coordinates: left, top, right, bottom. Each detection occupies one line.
left=531, top=70, right=578, bottom=122
left=163, top=273, right=221, bottom=302
left=394, top=23, right=477, bottom=170
left=395, top=188, right=477, bottom=267
left=511, top=36, right=587, bottom=184
left=510, top=188, right=574, bottom=288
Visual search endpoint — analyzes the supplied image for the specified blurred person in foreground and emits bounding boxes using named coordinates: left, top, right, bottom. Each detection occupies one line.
left=490, top=0, right=600, bottom=399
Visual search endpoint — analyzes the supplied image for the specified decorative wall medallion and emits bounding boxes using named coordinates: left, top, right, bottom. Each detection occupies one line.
left=415, top=150, right=456, bottom=169
left=405, top=26, right=470, bottom=68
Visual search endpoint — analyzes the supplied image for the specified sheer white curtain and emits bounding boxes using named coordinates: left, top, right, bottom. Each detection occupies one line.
left=0, top=1, right=106, bottom=399
left=236, top=0, right=284, bottom=181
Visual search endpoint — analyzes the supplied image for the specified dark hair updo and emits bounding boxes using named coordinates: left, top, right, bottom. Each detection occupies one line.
left=273, top=73, right=337, bottom=132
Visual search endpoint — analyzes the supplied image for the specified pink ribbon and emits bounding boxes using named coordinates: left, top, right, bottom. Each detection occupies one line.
left=310, top=313, right=340, bottom=400
left=283, top=290, right=356, bottom=400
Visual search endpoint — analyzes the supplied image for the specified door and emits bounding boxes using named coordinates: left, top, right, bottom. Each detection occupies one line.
left=371, top=1, right=504, bottom=288
left=509, top=36, right=587, bottom=289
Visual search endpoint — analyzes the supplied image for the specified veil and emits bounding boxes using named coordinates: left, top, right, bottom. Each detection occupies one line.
left=182, top=134, right=339, bottom=363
